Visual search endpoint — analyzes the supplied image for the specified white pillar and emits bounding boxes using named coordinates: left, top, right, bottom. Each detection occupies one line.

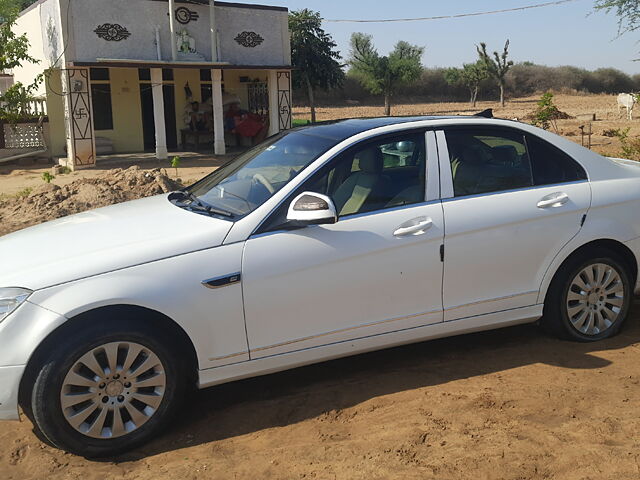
left=151, top=68, right=168, bottom=160
left=210, top=0, right=218, bottom=62
left=268, top=70, right=279, bottom=137
left=168, top=0, right=178, bottom=61
left=212, top=69, right=225, bottom=155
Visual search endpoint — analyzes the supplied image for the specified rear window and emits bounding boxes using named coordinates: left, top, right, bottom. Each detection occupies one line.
left=526, top=135, right=587, bottom=186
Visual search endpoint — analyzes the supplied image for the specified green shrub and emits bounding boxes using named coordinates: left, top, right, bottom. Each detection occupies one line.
left=610, top=127, right=640, bottom=161
left=41, top=172, right=55, bottom=183
left=170, top=156, right=181, bottom=177
left=531, top=92, right=561, bottom=132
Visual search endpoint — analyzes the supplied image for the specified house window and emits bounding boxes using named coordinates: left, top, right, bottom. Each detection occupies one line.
left=200, top=69, right=212, bottom=82
left=90, top=68, right=113, bottom=131
left=162, top=69, right=174, bottom=82
left=138, top=69, right=151, bottom=81
left=90, top=68, right=110, bottom=81
left=247, top=82, right=268, bottom=115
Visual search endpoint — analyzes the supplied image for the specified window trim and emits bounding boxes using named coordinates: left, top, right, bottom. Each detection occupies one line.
left=254, top=128, right=432, bottom=235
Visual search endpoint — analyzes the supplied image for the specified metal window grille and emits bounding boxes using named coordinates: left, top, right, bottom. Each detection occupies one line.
left=247, top=82, right=268, bottom=116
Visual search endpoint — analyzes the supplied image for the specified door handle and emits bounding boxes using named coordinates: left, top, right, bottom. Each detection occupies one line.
left=537, top=192, right=569, bottom=209
left=393, top=217, right=433, bottom=237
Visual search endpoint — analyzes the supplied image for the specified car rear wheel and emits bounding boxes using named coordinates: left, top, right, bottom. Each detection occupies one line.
left=542, top=251, right=632, bottom=341
left=30, top=321, right=187, bottom=457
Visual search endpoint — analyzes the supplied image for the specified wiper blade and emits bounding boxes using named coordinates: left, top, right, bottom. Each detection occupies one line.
left=194, top=204, right=235, bottom=219
left=173, top=191, right=235, bottom=218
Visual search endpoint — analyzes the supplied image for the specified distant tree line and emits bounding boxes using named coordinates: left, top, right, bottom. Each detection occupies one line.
left=298, top=63, right=640, bottom=107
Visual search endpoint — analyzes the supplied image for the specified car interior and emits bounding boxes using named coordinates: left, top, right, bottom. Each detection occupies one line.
left=446, top=131, right=533, bottom=196
left=327, top=137, right=427, bottom=216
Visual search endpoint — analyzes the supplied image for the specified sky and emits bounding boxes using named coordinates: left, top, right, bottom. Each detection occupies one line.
left=238, top=0, right=640, bottom=74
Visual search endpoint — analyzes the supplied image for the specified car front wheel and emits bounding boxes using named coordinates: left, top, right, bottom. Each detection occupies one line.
left=542, top=251, right=633, bottom=341
left=29, top=321, right=187, bottom=457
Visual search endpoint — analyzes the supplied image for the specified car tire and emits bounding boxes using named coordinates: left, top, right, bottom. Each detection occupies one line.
left=29, top=319, right=188, bottom=458
left=541, top=250, right=633, bottom=342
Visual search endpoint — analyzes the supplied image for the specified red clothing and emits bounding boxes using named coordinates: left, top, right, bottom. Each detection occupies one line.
left=234, top=113, right=264, bottom=138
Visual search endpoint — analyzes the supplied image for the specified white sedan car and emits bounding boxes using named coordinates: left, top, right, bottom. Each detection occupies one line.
left=1, top=116, right=639, bottom=456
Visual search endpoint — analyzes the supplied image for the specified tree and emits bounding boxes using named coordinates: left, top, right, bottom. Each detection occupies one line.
left=0, top=0, right=38, bottom=72
left=594, top=0, right=640, bottom=34
left=477, top=40, right=514, bottom=107
left=444, top=61, right=489, bottom=107
left=0, top=0, right=40, bottom=123
left=349, top=33, right=424, bottom=116
left=289, top=9, right=344, bottom=123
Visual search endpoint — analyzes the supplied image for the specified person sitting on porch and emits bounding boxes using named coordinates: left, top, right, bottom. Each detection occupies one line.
left=224, top=101, right=269, bottom=144
left=186, top=101, right=209, bottom=132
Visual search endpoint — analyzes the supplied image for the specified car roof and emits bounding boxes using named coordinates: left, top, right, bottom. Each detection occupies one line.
left=291, top=115, right=636, bottom=183
left=293, top=116, right=464, bottom=142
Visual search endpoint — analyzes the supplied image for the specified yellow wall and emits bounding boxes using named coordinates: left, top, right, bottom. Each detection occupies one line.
left=45, top=67, right=273, bottom=155
left=94, top=68, right=144, bottom=153
left=45, top=71, right=66, bottom=157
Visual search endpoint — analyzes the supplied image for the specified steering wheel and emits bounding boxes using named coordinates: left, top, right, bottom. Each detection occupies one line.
left=252, top=173, right=275, bottom=194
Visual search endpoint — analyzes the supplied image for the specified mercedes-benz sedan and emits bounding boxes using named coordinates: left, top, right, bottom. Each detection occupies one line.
left=1, top=116, right=639, bottom=457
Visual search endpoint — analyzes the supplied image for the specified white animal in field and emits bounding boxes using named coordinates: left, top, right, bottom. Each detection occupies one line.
left=617, top=93, right=637, bottom=120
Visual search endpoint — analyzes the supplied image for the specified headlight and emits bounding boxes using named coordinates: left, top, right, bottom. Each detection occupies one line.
left=0, top=288, right=32, bottom=323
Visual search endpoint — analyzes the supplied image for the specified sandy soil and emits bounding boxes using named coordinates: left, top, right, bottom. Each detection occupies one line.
left=3, top=93, right=640, bottom=479
left=0, top=151, right=226, bottom=197
left=4, top=305, right=640, bottom=480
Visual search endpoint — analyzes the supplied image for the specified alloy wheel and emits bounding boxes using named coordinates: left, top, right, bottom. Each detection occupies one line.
left=60, top=341, right=166, bottom=439
left=566, top=262, right=625, bottom=336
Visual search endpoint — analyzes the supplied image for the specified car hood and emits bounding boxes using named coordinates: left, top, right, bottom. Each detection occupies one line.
left=0, top=194, right=233, bottom=290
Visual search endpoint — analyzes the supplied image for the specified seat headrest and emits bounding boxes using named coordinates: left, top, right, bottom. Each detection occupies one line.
left=461, top=146, right=485, bottom=165
left=355, top=148, right=383, bottom=173
left=395, top=141, right=413, bottom=152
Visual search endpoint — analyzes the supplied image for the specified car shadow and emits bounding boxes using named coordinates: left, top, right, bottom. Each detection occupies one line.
left=103, top=298, right=640, bottom=462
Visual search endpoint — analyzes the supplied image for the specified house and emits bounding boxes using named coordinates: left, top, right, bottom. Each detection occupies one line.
left=10, top=0, right=292, bottom=169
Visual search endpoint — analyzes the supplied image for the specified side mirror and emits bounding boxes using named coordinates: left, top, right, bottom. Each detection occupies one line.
left=286, top=192, right=337, bottom=226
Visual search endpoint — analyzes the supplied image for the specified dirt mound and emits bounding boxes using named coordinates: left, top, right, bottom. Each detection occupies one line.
left=0, top=166, right=182, bottom=236
left=523, top=109, right=573, bottom=121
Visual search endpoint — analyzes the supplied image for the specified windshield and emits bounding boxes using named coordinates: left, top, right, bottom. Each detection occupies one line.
left=188, top=131, right=335, bottom=218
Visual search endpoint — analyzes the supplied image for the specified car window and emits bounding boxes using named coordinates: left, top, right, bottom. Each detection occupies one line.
left=188, top=131, right=335, bottom=218
left=258, top=132, right=427, bottom=233
left=445, top=128, right=534, bottom=197
left=526, top=135, right=587, bottom=185
left=311, top=133, right=426, bottom=217
left=351, top=140, right=420, bottom=171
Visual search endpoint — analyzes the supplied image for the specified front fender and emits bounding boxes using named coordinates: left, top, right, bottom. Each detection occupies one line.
left=27, top=243, right=248, bottom=370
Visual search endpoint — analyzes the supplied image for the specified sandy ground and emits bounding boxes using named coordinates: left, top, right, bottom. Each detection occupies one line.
left=0, top=151, right=229, bottom=197
left=3, top=93, right=640, bottom=479
left=4, top=304, right=640, bottom=479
